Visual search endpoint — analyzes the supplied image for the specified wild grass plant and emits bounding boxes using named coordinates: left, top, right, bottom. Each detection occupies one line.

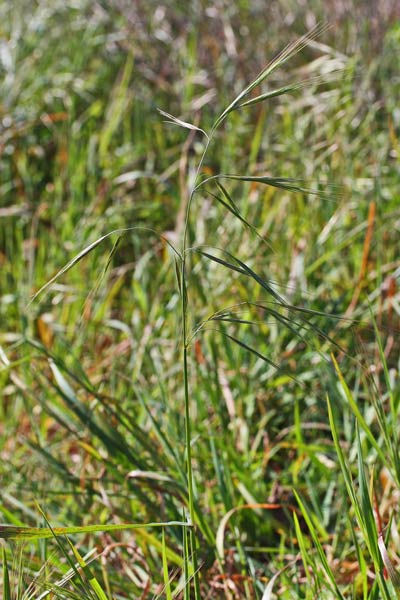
left=1, top=1, right=400, bottom=598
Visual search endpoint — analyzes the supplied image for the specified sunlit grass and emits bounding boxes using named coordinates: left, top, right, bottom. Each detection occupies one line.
left=1, top=1, right=399, bottom=598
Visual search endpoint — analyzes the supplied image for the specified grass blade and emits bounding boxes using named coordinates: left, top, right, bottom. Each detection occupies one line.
left=162, top=528, right=173, bottom=600
left=220, top=331, right=282, bottom=371
left=262, top=563, right=290, bottom=600
left=293, top=490, right=345, bottom=599
left=216, top=503, right=280, bottom=561
left=0, top=521, right=191, bottom=541
left=29, top=227, right=180, bottom=303
left=67, top=540, right=108, bottom=600
left=378, top=534, right=400, bottom=597
left=293, top=511, right=315, bottom=591
left=158, top=109, right=209, bottom=139
left=2, top=547, right=11, bottom=600
left=331, top=354, right=387, bottom=466
left=356, top=426, right=380, bottom=568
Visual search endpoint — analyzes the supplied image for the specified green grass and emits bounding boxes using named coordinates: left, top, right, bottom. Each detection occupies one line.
left=1, top=1, right=400, bottom=598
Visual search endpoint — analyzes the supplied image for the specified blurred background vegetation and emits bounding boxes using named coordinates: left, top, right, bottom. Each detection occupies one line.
left=0, top=1, right=399, bottom=598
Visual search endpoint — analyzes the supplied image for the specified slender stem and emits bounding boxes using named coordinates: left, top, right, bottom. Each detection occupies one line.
left=180, top=129, right=215, bottom=599
left=183, top=344, right=194, bottom=522
left=182, top=280, right=200, bottom=599
left=182, top=135, right=211, bottom=256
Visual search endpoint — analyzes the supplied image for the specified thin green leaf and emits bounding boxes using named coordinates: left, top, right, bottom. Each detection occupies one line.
left=327, top=395, right=361, bottom=511
left=294, top=490, right=345, bottom=599
left=369, top=309, right=400, bottom=480
left=0, top=521, right=191, bottom=541
left=220, top=331, right=282, bottom=371
left=67, top=540, right=108, bottom=600
left=327, top=397, right=391, bottom=599
left=196, top=250, right=248, bottom=277
left=331, top=354, right=388, bottom=466
left=162, top=529, right=173, bottom=600
left=29, top=227, right=180, bottom=303
left=212, top=182, right=270, bottom=247
left=293, top=511, right=315, bottom=590
left=195, top=247, right=286, bottom=304
left=2, top=547, right=11, bottom=600
left=356, top=426, right=380, bottom=568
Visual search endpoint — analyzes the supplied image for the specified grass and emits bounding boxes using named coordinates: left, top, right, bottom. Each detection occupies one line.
left=1, top=1, right=400, bottom=598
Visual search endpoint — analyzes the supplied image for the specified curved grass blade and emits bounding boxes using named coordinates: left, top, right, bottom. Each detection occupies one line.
left=262, top=563, right=291, bottom=600
left=216, top=503, right=280, bottom=561
left=29, top=227, right=181, bottom=304
left=157, top=109, right=209, bottom=140
left=378, top=534, right=400, bottom=597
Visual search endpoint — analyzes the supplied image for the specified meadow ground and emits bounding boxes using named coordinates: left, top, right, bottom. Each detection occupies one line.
left=0, top=1, right=399, bottom=598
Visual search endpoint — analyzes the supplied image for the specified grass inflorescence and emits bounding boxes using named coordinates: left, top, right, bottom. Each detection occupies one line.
left=1, top=1, right=399, bottom=598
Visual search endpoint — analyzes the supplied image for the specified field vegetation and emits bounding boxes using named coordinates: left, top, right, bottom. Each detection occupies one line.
left=0, top=1, right=399, bottom=598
